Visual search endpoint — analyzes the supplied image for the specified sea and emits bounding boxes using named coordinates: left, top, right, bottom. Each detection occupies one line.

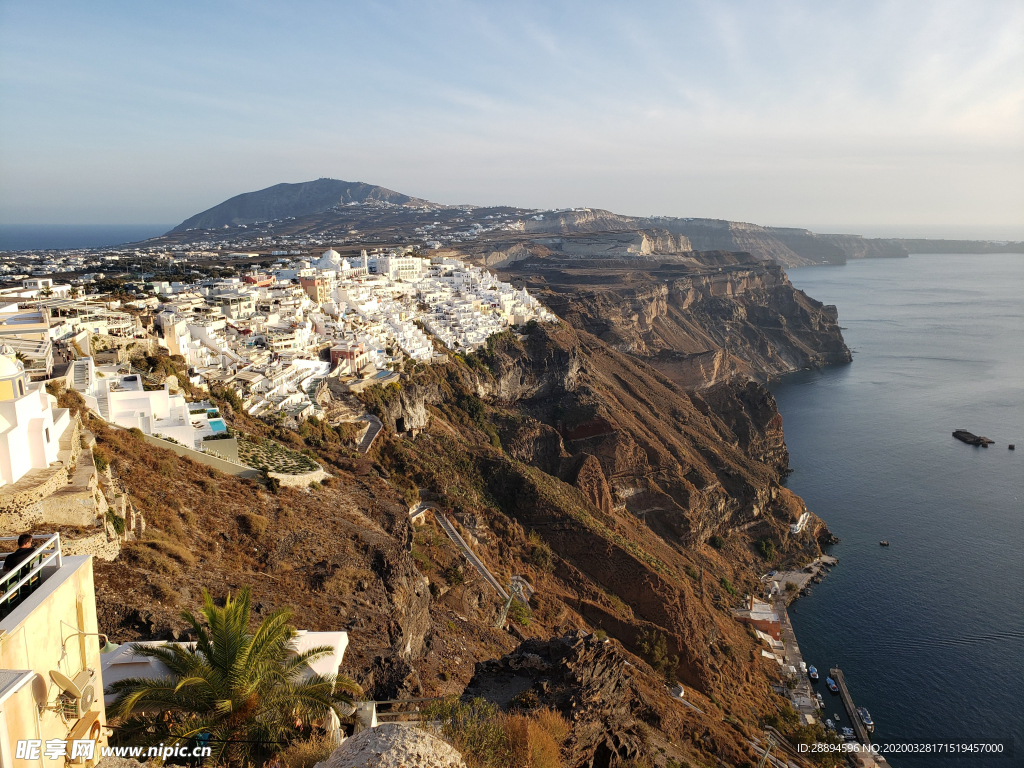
left=771, top=253, right=1024, bottom=766
left=0, top=224, right=172, bottom=251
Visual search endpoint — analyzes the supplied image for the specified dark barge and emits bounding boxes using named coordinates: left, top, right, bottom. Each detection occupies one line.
left=953, top=430, right=993, bottom=446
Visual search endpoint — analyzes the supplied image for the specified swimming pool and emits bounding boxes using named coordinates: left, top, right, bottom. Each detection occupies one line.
left=208, top=418, right=227, bottom=433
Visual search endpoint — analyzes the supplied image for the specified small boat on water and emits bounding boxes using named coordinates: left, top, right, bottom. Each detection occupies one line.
left=858, top=707, right=875, bottom=732
left=879, top=540, right=890, bottom=546
left=953, top=430, right=993, bottom=446
left=841, top=727, right=856, bottom=741
left=816, top=692, right=825, bottom=707
left=826, top=677, right=839, bottom=693
left=825, top=719, right=836, bottom=732
left=808, top=665, right=819, bottom=681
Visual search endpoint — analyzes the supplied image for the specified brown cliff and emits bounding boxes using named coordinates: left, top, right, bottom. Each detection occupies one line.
left=506, top=251, right=851, bottom=387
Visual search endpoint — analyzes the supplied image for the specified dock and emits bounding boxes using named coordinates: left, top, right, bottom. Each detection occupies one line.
left=829, top=666, right=870, bottom=745
left=771, top=599, right=819, bottom=724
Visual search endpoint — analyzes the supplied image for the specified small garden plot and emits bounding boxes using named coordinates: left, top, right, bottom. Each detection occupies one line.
left=237, top=435, right=321, bottom=475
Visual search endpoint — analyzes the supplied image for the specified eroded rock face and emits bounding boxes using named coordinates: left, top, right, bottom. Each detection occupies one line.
left=465, top=632, right=651, bottom=767
left=317, top=723, right=466, bottom=768
left=463, top=631, right=753, bottom=768
left=510, top=253, right=851, bottom=384
left=698, top=378, right=789, bottom=473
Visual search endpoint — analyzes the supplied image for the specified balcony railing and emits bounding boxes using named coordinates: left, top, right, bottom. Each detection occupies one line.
left=0, top=533, right=63, bottom=621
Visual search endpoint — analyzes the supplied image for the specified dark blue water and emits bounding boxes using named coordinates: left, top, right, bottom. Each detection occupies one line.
left=0, top=224, right=172, bottom=251
left=772, top=253, right=1024, bottom=766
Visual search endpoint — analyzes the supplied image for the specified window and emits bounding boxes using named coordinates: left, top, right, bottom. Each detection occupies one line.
left=17, top=379, right=24, bottom=396
left=45, top=428, right=50, bottom=443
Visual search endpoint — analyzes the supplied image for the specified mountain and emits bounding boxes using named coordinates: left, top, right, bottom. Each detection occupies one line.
left=162, top=178, right=1022, bottom=267
left=169, top=177, right=436, bottom=233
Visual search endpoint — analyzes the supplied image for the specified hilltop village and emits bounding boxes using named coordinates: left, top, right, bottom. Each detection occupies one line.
left=0, top=248, right=554, bottom=451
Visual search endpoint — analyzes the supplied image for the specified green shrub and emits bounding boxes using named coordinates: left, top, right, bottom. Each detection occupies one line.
left=757, top=538, right=776, bottom=561
left=93, top=449, right=109, bottom=472
left=708, top=534, right=725, bottom=549
left=106, top=508, right=125, bottom=535
left=636, top=629, right=679, bottom=683
left=421, top=697, right=511, bottom=768
left=509, top=688, right=540, bottom=711
left=528, top=531, right=554, bottom=572
left=720, top=576, right=737, bottom=595
left=508, top=600, right=531, bottom=627
left=443, top=564, right=465, bottom=586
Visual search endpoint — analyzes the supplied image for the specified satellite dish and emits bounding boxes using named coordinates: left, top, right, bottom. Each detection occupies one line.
left=49, top=670, right=83, bottom=699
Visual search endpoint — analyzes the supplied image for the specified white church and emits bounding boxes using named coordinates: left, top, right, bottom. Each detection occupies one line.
left=0, top=349, right=71, bottom=487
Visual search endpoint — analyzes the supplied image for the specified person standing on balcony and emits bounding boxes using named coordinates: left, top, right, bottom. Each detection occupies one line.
left=2, top=533, right=35, bottom=573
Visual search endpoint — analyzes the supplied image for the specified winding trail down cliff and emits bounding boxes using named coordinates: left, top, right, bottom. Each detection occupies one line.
left=414, top=503, right=509, bottom=600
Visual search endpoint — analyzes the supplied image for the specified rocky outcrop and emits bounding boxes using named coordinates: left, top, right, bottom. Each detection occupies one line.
left=317, top=723, right=467, bottom=768
left=464, top=632, right=755, bottom=768
left=697, top=378, right=789, bottom=473
left=564, top=454, right=614, bottom=516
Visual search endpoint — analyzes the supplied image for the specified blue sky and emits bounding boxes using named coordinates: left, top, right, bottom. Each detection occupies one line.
left=1, top=0, right=1021, bottom=237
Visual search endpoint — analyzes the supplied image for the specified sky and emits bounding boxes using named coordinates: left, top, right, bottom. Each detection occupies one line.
left=0, top=0, right=1022, bottom=238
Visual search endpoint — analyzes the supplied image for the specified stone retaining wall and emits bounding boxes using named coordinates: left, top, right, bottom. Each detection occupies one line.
left=269, top=467, right=331, bottom=488
left=140, top=433, right=262, bottom=479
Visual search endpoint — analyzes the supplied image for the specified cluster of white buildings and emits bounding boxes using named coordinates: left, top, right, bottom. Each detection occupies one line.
left=147, top=248, right=553, bottom=416
left=0, top=247, right=555, bottom=448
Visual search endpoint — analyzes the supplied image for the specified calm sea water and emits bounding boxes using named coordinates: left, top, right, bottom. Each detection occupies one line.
left=0, top=224, right=172, bottom=251
left=772, top=254, right=1023, bottom=766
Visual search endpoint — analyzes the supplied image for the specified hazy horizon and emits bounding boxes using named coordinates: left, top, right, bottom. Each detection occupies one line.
left=1, top=1, right=1022, bottom=233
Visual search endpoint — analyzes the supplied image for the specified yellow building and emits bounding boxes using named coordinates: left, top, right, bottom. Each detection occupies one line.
left=0, top=534, right=107, bottom=767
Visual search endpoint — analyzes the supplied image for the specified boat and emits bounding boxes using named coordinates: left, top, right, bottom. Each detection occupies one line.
left=953, top=430, right=993, bottom=446
left=857, top=707, right=875, bottom=732
left=816, top=693, right=825, bottom=708
left=879, top=540, right=890, bottom=546
left=841, top=727, right=856, bottom=741
left=808, top=665, right=819, bottom=681
left=826, top=677, right=839, bottom=693
left=825, top=719, right=836, bottom=732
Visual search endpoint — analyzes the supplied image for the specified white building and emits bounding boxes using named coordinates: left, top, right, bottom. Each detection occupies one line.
left=70, top=358, right=200, bottom=448
left=0, top=352, right=71, bottom=487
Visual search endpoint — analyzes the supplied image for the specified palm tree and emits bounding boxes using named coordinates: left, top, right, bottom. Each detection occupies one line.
left=108, top=588, right=360, bottom=765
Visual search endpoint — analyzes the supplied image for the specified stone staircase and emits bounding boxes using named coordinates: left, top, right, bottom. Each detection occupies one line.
left=71, top=360, right=89, bottom=390
left=95, top=388, right=110, bottom=420
left=356, top=415, right=383, bottom=454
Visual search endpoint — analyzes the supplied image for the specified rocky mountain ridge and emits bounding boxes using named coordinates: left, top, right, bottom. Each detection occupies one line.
left=162, top=177, right=1022, bottom=267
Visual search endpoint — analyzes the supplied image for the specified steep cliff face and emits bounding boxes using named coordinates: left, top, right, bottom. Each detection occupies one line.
left=364, top=329, right=828, bottom=741
left=510, top=252, right=851, bottom=385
